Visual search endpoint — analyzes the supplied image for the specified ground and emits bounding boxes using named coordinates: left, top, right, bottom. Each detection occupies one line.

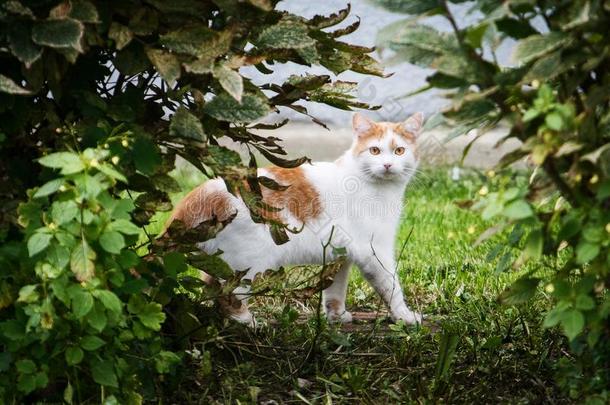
left=149, top=166, right=569, bottom=404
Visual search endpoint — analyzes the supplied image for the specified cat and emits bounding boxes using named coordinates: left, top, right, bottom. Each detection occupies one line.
left=167, top=112, right=425, bottom=327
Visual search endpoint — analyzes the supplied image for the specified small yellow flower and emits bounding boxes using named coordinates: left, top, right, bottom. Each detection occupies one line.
left=606, top=223, right=610, bottom=234
left=111, top=156, right=120, bottom=165
left=48, top=222, right=56, bottom=231
left=574, top=173, right=582, bottom=183
left=103, top=143, right=110, bottom=149
left=545, top=283, right=555, bottom=293
left=487, top=170, right=496, bottom=178
left=80, top=281, right=87, bottom=287
left=89, top=158, right=99, bottom=167
left=447, top=231, right=455, bottom=239
left=467, top=225, right=476, bottom=235
left=589, top=174, right=599, bottom=184
left=59, top=185, right=67, bottom=192
left=121, top=139, right=129, bottom=147
left=531, top=79, right=540, bottom=89
left=478, top=186, right=489, bottom=196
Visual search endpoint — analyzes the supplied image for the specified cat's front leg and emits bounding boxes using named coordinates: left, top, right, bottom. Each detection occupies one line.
left=322, top=260, right=353, bottom=323
left=355, top=252, right=422, bottom=325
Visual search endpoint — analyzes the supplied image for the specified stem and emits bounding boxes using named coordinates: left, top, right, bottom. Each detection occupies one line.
left=542, top=160, right=580, bottom=208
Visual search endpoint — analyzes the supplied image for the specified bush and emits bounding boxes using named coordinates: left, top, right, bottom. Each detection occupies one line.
left=0, top=1, right=379, bottom=401
left=373, top=0, right=610, bottom=398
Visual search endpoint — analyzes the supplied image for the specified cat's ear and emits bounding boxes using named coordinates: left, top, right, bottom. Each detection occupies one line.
left=352, top=113, right=375, bottom=136
left=399, top=112, right=424, bottom=137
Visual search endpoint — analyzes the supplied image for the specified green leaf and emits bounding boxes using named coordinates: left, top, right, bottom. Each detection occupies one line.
left=28, top=232, right=52, bottom=256
left=204, top=93, right=270, bottom=123
left=514, top=32, right=569, bottom=64
left=434, top=331, right=459, bottom=381
left=52, top=200, right=78, bottom=225
left=32, top=18, right=84, bottom=52
left=39, top=152, right=85, bottom=175
left=169, top=107, right=205, bottom=141
left=65, top=346, right=84, bottom=365
left=69, top=0, right=99, bottom=23
left=17, top=374, right=37, bottom=394
left=69, top=287, right=94, bottom=318
left=575, top=294, right=595, bottom=311
left=33, top=178, right=64, bottom=198
left=154, top=351, right=181, bottom=373
left=0, top=74, right=31, bottom=95
left=545, top=112, right=564, bottom=131
left=188, top=253, right=233, bottom=279
left=81, top=335, right=106, bottom=351
left=561, top=309, right=584, bottom=341
left=146, top=48, right=181, bottom=84
left=70, top=239, right=96, bottom=282
left=99, top=231, right=125, bottom=254
left=502, top=199, right=533, bottom=220
left=524, top=229, right=543, bottom=260
left=17, top=285, right=39, bottom=303
left=371, top=0, right=441, bottom=14
left=87, top=302, right=107, bottom=332
left=160, top=26, right=227, bottom=57
left=256, top=16, right=315, bottom=49
left=127, top=296, right=166, bottom=331
left=213, top=64, right=243, bottom=102
left=108, top=219, right=141, bottom=235
left=91, top=359, right=118, bottom=388
left=64, top=382, right=74, bottom=404
left=93, top=290, right=122, bottom=315
left=97, top=164, right=127, bottom=183
left=108, top=22, right=133, bottom=50
left=16, top=359, right=36, bottom=374
left=131, top=137, right=161, bottom=175
left=8, top=22, right=42, bottom=68
left=576, top=241, right=600, bottom=264
left=500, top=277, right=540, bottom=305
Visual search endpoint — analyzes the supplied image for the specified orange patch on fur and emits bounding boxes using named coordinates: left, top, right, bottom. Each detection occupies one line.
left=352, top=122, right=387, bottom=155
left=262, top=166, right=322, bottom=223
left=167, top=184, right=235, bottom=229
left=392, top=123, right=417, bottom=143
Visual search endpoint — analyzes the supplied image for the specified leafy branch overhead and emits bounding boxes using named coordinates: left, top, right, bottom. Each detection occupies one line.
left=0, top=0, right=383, bottom=402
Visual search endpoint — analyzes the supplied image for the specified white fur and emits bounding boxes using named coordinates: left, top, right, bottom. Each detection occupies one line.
left=198, top=113, right=424, bottom=325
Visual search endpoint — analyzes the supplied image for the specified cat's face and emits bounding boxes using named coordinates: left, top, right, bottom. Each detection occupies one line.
left=350, top=112, right=423, bottom=183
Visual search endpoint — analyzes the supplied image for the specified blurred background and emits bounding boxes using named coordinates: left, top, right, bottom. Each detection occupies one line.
left=231, top=0, right=522, bottom=168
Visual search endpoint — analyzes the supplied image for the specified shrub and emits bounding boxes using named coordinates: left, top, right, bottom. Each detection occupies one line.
left=373, top=0, right=610, bottom=398
left=0, top=1, right=378, bottom=401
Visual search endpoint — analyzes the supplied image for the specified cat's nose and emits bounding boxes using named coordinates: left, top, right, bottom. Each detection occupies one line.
left=383, top=163, right=392, bottom=170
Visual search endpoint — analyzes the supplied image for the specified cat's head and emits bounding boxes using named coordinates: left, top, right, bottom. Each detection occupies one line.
left=350, top=112, right=423, bottom=183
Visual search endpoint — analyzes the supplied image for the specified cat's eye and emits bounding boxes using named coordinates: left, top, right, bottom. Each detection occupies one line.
left=369, top=146, right=381, bottom=155
left=394, top=147, right=405, bottom=156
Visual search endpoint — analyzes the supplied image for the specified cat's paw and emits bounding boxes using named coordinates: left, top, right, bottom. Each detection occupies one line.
left=326, top=310, right=353, bottom=324
left=392, top=310, right=423, bottom=325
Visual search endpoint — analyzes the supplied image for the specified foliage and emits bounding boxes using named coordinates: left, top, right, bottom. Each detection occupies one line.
left=168, top=168, right=568, bottom=403
left=0, top=0, right=379, bottom=401
left=373, top=0, right=610, bottom=398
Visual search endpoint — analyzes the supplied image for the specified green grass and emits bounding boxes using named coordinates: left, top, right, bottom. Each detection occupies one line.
left=159, top=166, right=569, bottom=404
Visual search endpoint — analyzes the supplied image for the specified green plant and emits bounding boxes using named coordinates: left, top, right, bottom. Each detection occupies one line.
left=373, top=0, right=610, bottom=398
left=0, top=0, right=380, bottom=401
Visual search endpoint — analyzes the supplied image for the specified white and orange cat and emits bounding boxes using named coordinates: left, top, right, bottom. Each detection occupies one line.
left=168, top=113, right=424, bottom=326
